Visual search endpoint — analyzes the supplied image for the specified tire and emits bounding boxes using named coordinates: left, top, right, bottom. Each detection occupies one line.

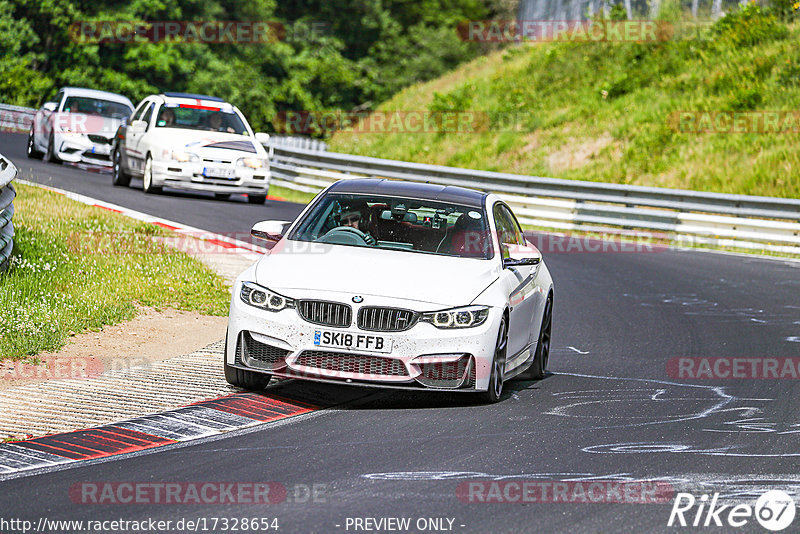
left=223, top=332, right=271, bottom=390
left=44, top=131, right=58, bottom=163
left=517, top=294, right=552, bottom=380
left=142, top=154, right=162, bottom=194
left=111, top=148, right=131, bottom=187
left=248, top=194, right=266, bottom=205
left=214, top=193, right=231, bottom=201
left=479, top=315, right=507, bottom=403
left=27, top=129, right=42, bottom=159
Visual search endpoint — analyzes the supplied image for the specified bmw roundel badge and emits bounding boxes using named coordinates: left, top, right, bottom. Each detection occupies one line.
left=352, top=296, right=364, bottom=303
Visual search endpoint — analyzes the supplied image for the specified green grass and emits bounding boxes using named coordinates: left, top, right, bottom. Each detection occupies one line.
left=0, top=184, right=231, bottom=361
left=330, top=5, right=800, bottom=198
left=268, top=184, right=319, bottom=205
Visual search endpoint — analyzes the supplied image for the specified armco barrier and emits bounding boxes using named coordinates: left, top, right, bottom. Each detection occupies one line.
left=266, top=145, right=800, bottom=254
left=0, top=103, right=34, bottom=134
left=0, top=153, right=18, bottom=270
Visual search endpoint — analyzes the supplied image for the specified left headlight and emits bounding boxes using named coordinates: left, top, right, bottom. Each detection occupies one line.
left=420, top=305, right=489, bottom=329
left=237, top=157, right=268, bottom=169
left=240, top=282, right=294, bottom=312
left=171, top=150, right=199, bottom=162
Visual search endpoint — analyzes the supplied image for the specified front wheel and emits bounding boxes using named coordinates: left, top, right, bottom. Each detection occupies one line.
left=111, top=148, right=131, bottom=187
left=214, top=193, right=231, bottom=201
left=27, top=129, right=42, bottom=159
left=247, top=194, right=266, bottom=205
left=479, top=315, right=507, bottom=403
left=517, top=294, right=552, bottom=380
left=142, top=155, right=162, bottom=194
left=44, top=132, right=58, bottom=163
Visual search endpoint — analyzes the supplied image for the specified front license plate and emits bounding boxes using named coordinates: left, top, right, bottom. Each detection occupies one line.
left=203, top=167, right=236, bottom=179
left=314, top=330, right=392, bottom=353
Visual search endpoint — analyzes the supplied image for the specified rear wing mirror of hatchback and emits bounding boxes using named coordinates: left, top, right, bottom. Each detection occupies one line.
left=251, top=220, right=291, bottom=242
left=502, top=243, right=541, bottom=268
left=43, top=102, right=57, bottom=113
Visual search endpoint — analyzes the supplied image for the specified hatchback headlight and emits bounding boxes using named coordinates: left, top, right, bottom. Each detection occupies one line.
left=237, top=157, right=268, bottom=169
left=171, top=150, right=199, bottom=162
left=420, top=306, right=489, bottom=329
left=240, top=282, right=294, bottom=312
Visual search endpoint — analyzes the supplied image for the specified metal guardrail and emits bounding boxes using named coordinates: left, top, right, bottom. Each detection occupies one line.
left=0, top=103, right=34, bottom=134
left=0, top=153, right=18, bottom=270
left=268, top=135, right=327, bottom=152
left=267, top=145, right=800, bottom=254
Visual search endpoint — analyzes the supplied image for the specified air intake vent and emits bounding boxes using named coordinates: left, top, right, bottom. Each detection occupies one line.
left=296, top=350, right=408, bottom=377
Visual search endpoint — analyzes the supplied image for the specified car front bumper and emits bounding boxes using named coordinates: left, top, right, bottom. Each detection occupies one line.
left=56, top=134, right=113, bottom=166
left=226, top=287, right=502, bottom=392
left=151, top=159, right=270, bottom=195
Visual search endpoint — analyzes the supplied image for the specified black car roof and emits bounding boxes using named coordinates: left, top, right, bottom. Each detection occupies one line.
left=327, top=179, right=487, bottom=207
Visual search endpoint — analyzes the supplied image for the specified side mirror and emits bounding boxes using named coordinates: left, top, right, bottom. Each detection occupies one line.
left=502, top=243, right=541, bottom=268
left=43, top=102, right=57, bottom=113
left=130, top=120, right=147, bottom=133
left=251, top=220, right=290, bottom=242
left=255, top=132, right=270, bottom=145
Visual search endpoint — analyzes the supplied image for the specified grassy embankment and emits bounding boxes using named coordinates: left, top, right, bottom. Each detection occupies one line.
left=0, top=183, right=230, bottom=361
left=329, top=5, right=800, bottom=199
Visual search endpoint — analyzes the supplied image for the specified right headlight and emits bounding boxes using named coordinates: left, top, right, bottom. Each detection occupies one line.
left=420, top=305, right=489, bottom=329
left=240, top=282, right=294, bottom=312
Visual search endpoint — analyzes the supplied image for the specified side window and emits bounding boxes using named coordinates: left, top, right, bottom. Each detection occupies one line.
left=132, top=101, right=149, bottom=122
left=54, top=91, right=64, bottom=110
left=142, top=104, right=154, bottom=124
left=493, top=204, right=524, bottom=258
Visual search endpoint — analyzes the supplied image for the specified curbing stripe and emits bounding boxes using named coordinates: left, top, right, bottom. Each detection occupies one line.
left=0, top=391, right=321, bottom=476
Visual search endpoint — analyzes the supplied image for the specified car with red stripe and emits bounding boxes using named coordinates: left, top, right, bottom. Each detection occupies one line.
left=111, top=92, right=271, bottom=203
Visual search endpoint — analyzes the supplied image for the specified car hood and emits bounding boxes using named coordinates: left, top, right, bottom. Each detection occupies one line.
left=255, top=242, right=500, bottom=308
left=53, top=113, right=123, bottom=138
left=148, top=129, right=265, bottom=159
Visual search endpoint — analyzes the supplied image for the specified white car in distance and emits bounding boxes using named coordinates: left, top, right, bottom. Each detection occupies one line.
left=27, top=87, right=134, bottom=167
left=226, top=179, right=555, bottom=403
left=112, top=92, right=271, bottom=203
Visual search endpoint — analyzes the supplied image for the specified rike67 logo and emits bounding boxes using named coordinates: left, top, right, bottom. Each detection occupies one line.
left=668, top=490, right=796, bottom=531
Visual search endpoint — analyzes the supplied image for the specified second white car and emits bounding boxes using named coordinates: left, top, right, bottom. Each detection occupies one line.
left=112, top=92, right=271, bottom=203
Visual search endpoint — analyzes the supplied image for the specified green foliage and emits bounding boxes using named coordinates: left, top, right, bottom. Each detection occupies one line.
left=712, top=1, right=788, bottom=47
left=1, top=0, right=491, bottom=133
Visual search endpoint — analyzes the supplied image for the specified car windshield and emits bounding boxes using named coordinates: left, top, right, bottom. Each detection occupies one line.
left=289, top=193, right=493, bottom=259
left=155, top=104, right=249, bottom=135
left=62, top=97, right=132, bottom=119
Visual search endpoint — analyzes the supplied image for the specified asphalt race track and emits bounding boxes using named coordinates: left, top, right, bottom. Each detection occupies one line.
left=2, top=130, right=800, bottom=533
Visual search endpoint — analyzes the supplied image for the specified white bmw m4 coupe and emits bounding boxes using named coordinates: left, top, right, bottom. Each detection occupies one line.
left=225, top=179, right=554, bottom=402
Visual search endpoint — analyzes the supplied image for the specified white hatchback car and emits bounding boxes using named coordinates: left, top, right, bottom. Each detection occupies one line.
left=111, top=93, right=271, bottom=203
left=225, top=179, right=554, bottom=402
left=27, top=87, right=134, bottom=166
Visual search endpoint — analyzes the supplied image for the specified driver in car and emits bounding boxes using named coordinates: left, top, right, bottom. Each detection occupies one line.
left=339, top=203, right=376, bottom=245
